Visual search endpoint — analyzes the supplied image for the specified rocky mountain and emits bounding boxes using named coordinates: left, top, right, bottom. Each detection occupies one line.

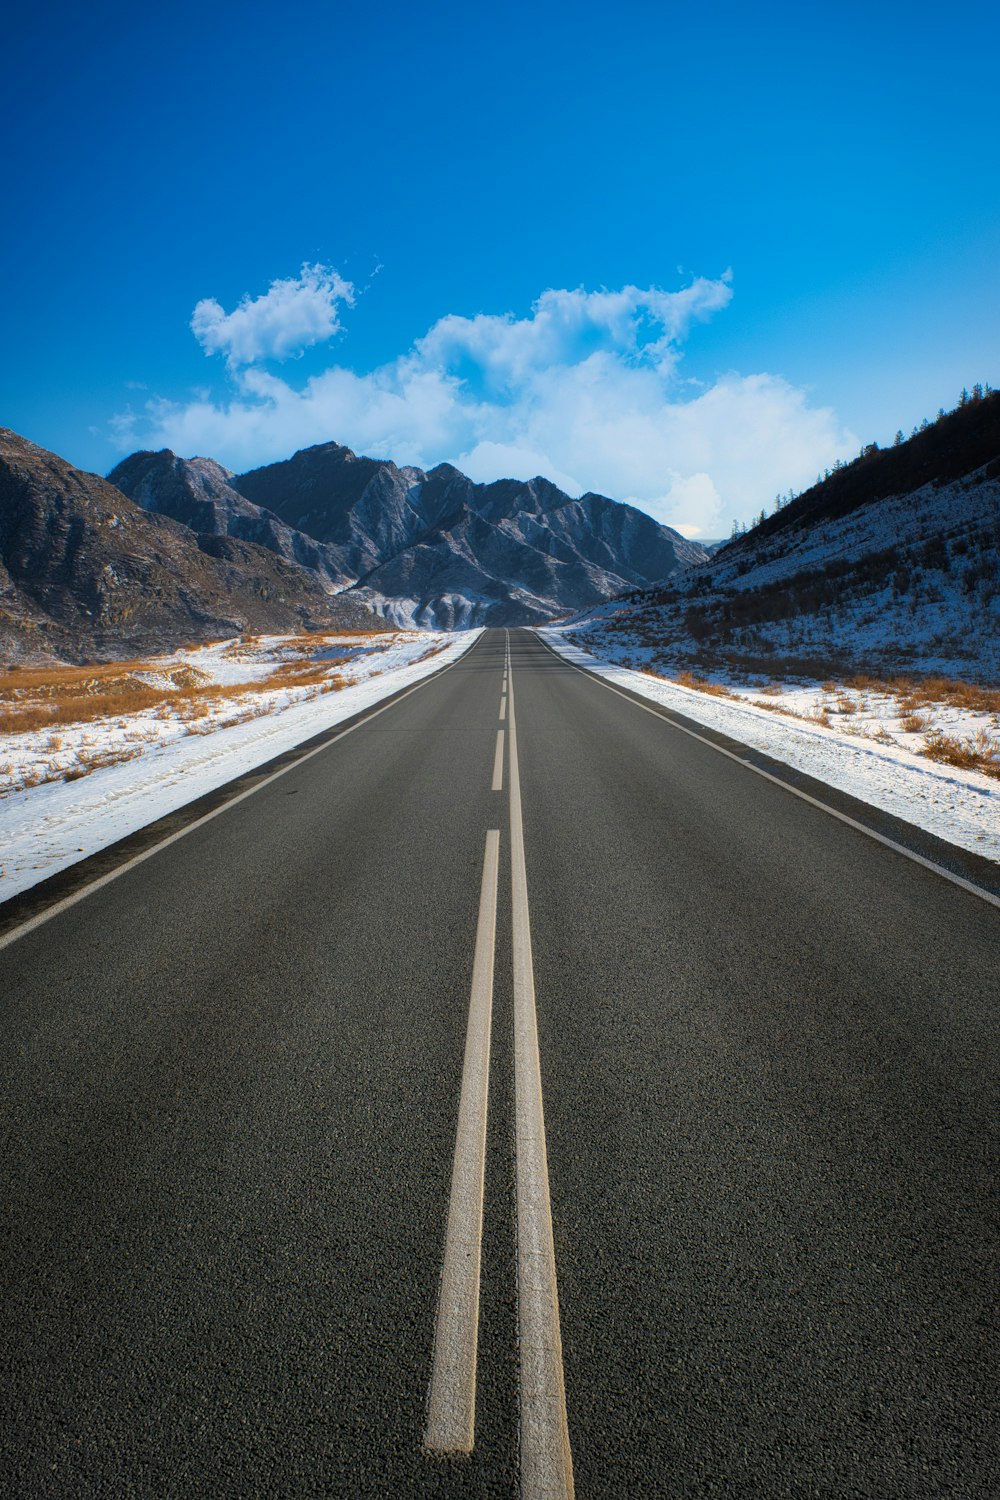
left=111, top=440, right=707, bottom=627
left=0, top=429, right=380, bottom=663
left=107, top=450, right=354, bottom=590
left=565, top=390, right=1000, bottom=683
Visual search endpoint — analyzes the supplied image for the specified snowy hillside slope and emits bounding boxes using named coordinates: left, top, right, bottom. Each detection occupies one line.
left=570, top=458, right=1000, bottom=682
left=557, top=391, right=1000, bottom=804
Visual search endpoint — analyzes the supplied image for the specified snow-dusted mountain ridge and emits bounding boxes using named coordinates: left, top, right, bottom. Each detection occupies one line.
left=110, top=442, right=708, bottom=628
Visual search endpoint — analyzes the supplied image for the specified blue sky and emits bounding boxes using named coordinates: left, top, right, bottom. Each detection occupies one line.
left=3, top=0, right=998, bottom=535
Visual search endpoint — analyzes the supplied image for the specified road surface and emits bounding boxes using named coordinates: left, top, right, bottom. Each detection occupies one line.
left=2, top=628, right=998, bottom=1497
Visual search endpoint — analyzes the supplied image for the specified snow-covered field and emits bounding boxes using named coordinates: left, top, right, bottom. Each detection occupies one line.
left=540, top=628, right=1000, bottom=864
left=0, top=629, right=480, bottom=901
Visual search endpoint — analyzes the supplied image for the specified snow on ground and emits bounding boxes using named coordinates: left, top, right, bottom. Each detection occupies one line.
left=0, top=630, right=481, bottom=901
left=539, top=627, right=1000, bottom=864
left=565, top=466, right=1000, bottom=683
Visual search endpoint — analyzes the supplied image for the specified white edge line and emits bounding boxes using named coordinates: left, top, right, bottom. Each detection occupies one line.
left=424, top=828, right=500, bottom=1453
left=532, top=631, right=1000, bottom=914
left=492, top=729, right=506, bottom=792
left=507, top=654, right=575, bottom=1499
left=0, top=636, right=481, bottom=954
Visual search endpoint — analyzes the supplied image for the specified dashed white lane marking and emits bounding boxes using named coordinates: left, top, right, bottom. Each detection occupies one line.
left=425, top=829, right=501, bottom=1453
left=492, top=730, right=506, bottom=792
left=531, top=633, right=1000, bottom=914
left=507, top=643, right=575, bottom=1498
left=500, top=695, right=507, bottom=721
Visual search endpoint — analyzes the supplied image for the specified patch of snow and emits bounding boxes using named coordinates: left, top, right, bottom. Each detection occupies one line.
left=0, top=630, right=481, bottom=901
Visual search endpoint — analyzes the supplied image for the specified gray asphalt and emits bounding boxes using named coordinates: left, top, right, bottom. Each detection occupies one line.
left=1, top=627, right=998, bottom=1497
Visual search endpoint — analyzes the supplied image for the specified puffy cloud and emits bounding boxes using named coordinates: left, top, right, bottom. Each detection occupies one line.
left=412, top=277, right=733, bottom=393
left=190, top=263, right=354, bottom=367
left=114, top=271, right=855, bottom=534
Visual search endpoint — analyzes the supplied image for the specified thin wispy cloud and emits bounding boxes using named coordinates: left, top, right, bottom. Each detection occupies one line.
left=114, top=268, right=855, bottom=536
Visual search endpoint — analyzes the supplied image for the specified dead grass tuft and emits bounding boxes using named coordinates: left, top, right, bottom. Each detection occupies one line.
left=62, top=746, right=144, bottom=781
left=920, top=728, right=1000, bottom=778
left=672, top=670, right=735, bottom=697
left=259, top=661, right=350, bottom=691
left=887, top=676, right=1000, bottom=715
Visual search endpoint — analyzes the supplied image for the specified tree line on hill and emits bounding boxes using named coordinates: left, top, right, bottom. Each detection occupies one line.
left=730, top=383, right=998, bottom=542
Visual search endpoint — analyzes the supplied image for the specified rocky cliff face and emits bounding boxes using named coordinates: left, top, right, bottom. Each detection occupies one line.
left=0, top=430, right=380, bottom=663
left=107, top=450, right=356, bottom=589
left=227, top=444, right=706, bottom=625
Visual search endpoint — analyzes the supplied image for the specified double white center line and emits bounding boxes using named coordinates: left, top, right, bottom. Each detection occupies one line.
left=424, top=828, right=499, bottom=1452
left=507, top=645, right=575, bottom=1497
left=425, top=637, right=574, bottom=1497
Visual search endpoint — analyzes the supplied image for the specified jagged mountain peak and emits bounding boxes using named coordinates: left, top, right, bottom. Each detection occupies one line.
left=0, top=429, right=381, bottom=663
left=110, top=434, right=709, bottom=628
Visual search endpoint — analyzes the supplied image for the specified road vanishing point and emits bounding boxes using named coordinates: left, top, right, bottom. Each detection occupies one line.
left=2, top=629, right=998, bottom=1497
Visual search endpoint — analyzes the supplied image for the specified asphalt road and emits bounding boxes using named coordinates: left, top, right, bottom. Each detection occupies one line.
left=1, top=627, right=997, bottom=1498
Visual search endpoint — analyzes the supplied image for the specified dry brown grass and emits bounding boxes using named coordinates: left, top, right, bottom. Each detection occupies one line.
left=753, top=698, right=808, bottom=720
left=901, top=711, right=928, bottom=733
left=259, top=660, right=350, bottom=691
left=670, top=670, right=736, bottom=698
left=0, top=662, right=183, bottom=733
left=221, top=629, right=384, bottom=662
left=884, top=676, right=1000, bottom=715
left=920, top=728, right=1000, bottom=778
left=63, top=746, right=143, bottom=781
left=0, top=653, right=358, bottom=739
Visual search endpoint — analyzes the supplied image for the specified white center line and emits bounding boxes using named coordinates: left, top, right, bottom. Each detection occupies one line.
left=425, top=828, right=501, bottom=1453
left=492, top=730, right=506, bottom=792
left=507, top=645, right=575, bottom=1499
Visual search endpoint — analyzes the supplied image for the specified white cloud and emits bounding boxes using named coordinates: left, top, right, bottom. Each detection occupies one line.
left=114, top=271, right=855, bottom=534
left=639, top=474, right=725, bottom=538
left=190, top=263, right=355, bottom=367
left=412, top=278, right=733, bottom=392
